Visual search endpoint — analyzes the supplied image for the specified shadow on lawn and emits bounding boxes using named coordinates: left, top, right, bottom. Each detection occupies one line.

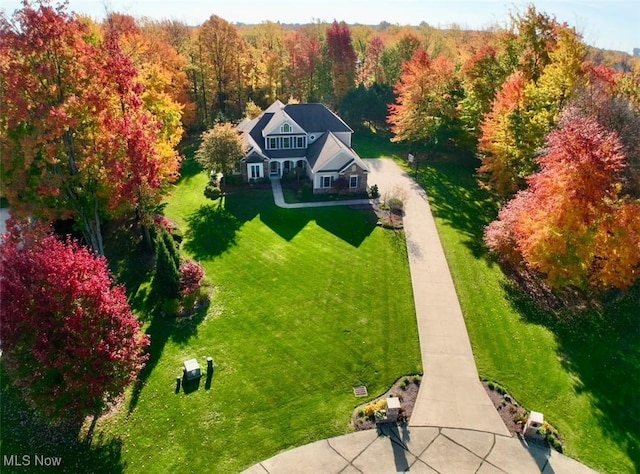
left=128, top=292, right=209, bottom=413
left=413, top=154, right=500, bottom=261
left=183, top=203, right=242, bottom=259
left=1, top=373, right=126, bottom=473
left=184, top=189, right=377, bottom=253
left=505, top=281, right=640, bottom=472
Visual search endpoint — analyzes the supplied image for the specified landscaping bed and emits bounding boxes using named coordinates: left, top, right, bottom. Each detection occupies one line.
left=352, top=375, right=421, bottom=430
left=483, top=381, right=564, bottom=453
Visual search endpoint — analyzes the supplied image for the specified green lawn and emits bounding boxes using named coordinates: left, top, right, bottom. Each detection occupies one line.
left=353, top=132, right=639, bottom=473
left=1, top=155, right=421, bottom=473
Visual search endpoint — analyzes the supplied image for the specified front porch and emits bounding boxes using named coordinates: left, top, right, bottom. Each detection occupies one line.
left=268, top=159, right=307, bottom=178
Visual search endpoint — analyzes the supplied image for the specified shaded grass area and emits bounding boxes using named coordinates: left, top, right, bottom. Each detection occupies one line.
left=0, top=371, right=127, bottom=473
left=401, top=148, right=639, bottom=473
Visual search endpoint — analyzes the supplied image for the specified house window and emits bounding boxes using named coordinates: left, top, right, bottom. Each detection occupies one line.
left=349, top=175, right=358, bottom=188
left=281, top=123, right=292, bottom=133
left=282, top=136, right=291, bottom=148
left=268, top=137, right=277, bottom=149
left=321, top=176, right=333, bottom=188
left=296, top=136, right=305, bottom=148
left=250, top=164, right=262, bottom=179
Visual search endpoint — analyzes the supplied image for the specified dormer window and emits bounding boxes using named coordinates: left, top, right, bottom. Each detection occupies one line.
left=280, top=123, right=292, bottom=133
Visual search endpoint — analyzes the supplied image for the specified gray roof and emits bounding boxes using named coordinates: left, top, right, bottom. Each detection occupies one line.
left=239, top=101, right=359, bottom=167
left=244, top=151, right=267, bottom=163
left=283, top=103, right=352, bottom=134
left=248, top=113, right=273, bottom=152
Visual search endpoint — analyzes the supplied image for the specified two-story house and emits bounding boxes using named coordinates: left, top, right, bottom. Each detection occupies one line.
left=237, top=100, right=369, bottom=194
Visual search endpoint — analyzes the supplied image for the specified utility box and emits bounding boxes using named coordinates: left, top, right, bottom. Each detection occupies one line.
left=183, top=358, right=202, bottom=381
left=386, top=397, right=401, bottom=422
left=524, top=411, right=544, bottom=435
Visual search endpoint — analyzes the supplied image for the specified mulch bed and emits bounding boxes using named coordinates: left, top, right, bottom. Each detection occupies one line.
left=351, top=375, right=421, bottom=430
left=372, top=203, right=404, bottom=229
left=482, top=380, right=564, bottom=452
left=482, top=381, right=527, bottom=436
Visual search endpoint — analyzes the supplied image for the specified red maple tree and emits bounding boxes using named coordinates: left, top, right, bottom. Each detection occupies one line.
left=326, top=21, right=357, bottom=106
left=0, top=223, right=150, bottom=421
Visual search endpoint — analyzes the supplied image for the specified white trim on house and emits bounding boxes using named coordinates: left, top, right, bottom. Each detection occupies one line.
left=249, top=163, right=263, bottom=180
left=320, top=175, right=334, bottom=189
left=349, top=175, right=358, bottom=189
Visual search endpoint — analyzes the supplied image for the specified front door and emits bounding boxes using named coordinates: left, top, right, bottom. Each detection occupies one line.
left=270, top=161, right=279, bottom=175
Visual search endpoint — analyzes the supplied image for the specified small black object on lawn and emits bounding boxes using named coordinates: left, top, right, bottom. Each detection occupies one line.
left=175, top=376, right=181, bottom=393
left=205, top=357, right=214, bottom=390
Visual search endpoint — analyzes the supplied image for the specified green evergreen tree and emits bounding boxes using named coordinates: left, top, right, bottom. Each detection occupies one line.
left=160, top=227, right=181, bottom=269
left=153, top=233, right=180, bottom=299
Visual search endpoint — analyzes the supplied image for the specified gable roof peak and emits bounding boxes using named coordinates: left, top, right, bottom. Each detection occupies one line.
left=264, top=100, right=285, bottom=114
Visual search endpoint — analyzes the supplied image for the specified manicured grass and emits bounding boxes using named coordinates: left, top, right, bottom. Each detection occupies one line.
left=113, top=184, right=420, bottom=472
left=353, top=131, right=639, bottom=472
left=1, top=155, right=420, bottom=473
left=404, top=150, right=639, bottom=473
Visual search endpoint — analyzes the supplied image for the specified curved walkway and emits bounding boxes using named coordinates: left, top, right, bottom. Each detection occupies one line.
left=246, top=160, right=596, bottom=473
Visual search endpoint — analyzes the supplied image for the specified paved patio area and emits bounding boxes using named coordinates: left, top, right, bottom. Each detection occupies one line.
left=244, top=425, right=596, bottom=474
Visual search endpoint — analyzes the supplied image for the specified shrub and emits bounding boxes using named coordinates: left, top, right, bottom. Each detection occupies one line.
left=153, top=232, right=181, bottom=299
left=204, top=184, right=222, bottom=200
left=171, top=227, right=183, bottom=243
left=225, top=174, right=243, bottom=186
left=282, top=172, right=298, bottom=183
left=157, top=226, right=181, bottom=268
left=369, top=184, right=380, bottom=198
left=179, top=260, right=205, bottom=297
left=294, top=166, right=306, bottom=180
left=161, top=298, right=180, bottom=315
left=333, top=177, right=349, bottom=195
left=387, top=197, right=404, bottom=213
left=364, top=399, right=387, bottom=418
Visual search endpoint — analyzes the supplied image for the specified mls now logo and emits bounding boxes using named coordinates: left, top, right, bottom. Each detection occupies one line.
left=3, top=454, right=62, bottom=467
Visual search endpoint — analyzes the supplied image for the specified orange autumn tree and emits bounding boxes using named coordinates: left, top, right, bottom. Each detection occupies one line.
left=0, top=3, right=179, bottom=254
left=485, top=109, right=640, bottom=290
left=478, top=24, right=587, bottom=197
left=387, top=48, right=461, bottom=150
left=477, top=72, right=527, bottom=195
